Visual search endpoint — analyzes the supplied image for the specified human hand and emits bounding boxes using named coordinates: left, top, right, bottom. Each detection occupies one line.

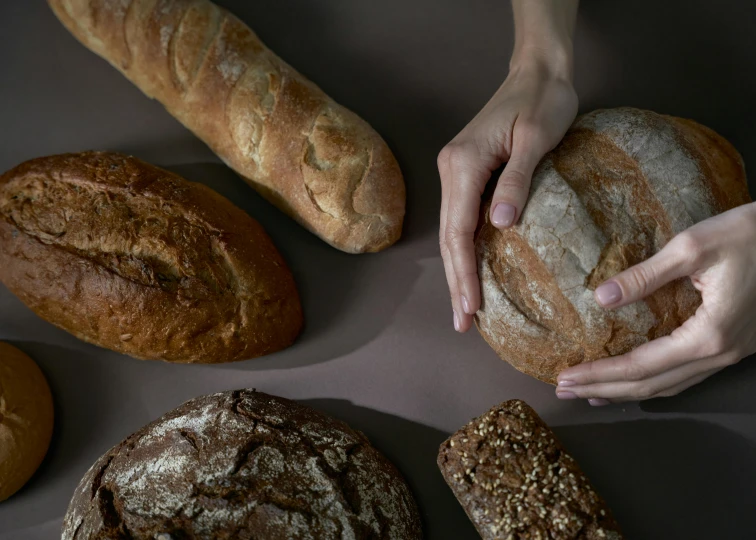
left=438, top=64, right=578, bottom=333
left=556, top=202, right=756, bottom=405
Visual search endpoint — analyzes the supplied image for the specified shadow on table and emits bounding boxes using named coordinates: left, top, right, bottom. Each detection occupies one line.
left=554, top=419, right=756, bottom=540
left=302, top=399, right=478, bottom=540
left=640, top=354, right=756, bottom=414
left=0, top=341, right=147, bottom=533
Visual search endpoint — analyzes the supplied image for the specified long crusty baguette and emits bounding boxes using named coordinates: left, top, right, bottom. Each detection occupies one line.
left=475, top=108, right=751, bottom=384
left=48, top=0, right=405, bottom=253
left=0, top=152, right=302, bottom=363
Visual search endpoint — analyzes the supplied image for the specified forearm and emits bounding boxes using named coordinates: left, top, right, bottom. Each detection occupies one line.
left=510, top=0, right=578, bottom=79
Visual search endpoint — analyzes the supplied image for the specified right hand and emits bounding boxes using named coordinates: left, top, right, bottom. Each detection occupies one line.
left=438, top=63, right=578, bottom=333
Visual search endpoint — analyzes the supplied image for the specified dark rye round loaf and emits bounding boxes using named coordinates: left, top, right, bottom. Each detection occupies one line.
left=62, top=390, right=423, bottom=539
left=475, top=108, right=751, bottom=384
left=0, top=152, right=302, bottom=363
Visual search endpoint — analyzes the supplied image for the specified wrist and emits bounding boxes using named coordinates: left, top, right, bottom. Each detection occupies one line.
left=510, top=41, right=573, bottom=82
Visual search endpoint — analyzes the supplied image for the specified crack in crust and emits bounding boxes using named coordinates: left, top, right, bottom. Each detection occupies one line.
left=474, top=108, right=749, bottom=384
left=62, top=390, right=422, bottom=540
left=0, top=152, right=302, bottom=364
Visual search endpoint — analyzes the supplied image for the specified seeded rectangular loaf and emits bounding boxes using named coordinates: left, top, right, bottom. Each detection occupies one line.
left=47, top=0, right=405, bottom=254
left=437, top=400, right=622, bottom=540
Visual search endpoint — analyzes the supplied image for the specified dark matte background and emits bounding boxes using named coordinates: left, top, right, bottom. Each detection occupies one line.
left=1, top=1, right=756, bottom=538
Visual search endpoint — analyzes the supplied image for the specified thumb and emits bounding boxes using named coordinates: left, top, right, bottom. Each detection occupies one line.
left=594, top=232, right=702, bottom=308
left=489, top=142, right=543, bottom=229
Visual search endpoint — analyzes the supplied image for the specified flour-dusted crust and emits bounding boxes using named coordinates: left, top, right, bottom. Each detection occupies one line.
left=62, top=390, right=423, bottom=539
left=47, top=0, right=405, bottom=254
left=438, top=400, right=622, bottom=540
left=0, top=342, right=54, bottom=502
left=475, top=108, right=751, bottom=384
left=0, top=152, right=302, bottom=363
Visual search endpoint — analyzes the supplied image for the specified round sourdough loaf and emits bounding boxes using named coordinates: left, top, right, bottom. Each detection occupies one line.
left=62, top=390, right=423, bottom=539
left=475, top=108, right=751, bottom=384
left=0, top=152, right=302, bottom=364
left=0, top=342, right=54, bottom=502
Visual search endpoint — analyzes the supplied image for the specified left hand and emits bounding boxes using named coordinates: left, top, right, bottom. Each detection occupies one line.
left=555, top=202, right=756, bottom=405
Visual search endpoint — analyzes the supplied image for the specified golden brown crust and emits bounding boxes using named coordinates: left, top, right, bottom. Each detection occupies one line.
left=475, top=108, right=751, bottom=384
left=0, top=152, right=302, bottom=363
left=0, top=342, right=54, bottom=503
left=47, top=0, right=405, bottom=253
left=438, top=400, right=623, bottom=539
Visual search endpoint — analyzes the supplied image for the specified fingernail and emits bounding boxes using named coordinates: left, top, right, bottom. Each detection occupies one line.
left=453, top=310, right=460, bottom=332
left=557, top=380, right=576, bottom=388
left=461, top=295, right=472, bottom=315
left=595, top=281, right=622, bottom=306
left=491, top=203, right=516, bottom=228
left=556, top=391, right=577, bottom=400
left=588, top=398, right=610, bottom=407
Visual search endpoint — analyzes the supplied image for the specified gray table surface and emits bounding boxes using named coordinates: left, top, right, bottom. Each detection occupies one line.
left=1, top=1, right=756, bottom=538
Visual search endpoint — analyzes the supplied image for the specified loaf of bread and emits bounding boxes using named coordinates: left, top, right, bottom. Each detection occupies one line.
left=0, top=152, right=302, bottom=363
left=47, top=0, right=405, bottom=254
left=63, top=389, right=423, bottom=539
left=0, top=342, right=54, bottom=503
left=438, top=399, right=622, bottom=540
left=476, top=108, right=751, bottom=384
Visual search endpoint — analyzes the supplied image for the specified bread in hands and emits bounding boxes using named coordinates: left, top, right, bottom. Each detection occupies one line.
left=475, top=108, right=751, bottom=383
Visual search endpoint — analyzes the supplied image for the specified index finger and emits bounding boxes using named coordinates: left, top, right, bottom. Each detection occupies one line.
left=556, top=329, right=701, bottom=387
left=445, top=149, right=494, bottom=330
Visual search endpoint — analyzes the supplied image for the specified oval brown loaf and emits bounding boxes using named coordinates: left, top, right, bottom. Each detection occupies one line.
left=62, top=389, right=423, bottom=539
left=0, top=152, right=302, bottom=364
left=475, top=108, right=751, bottom=384
left=0, top=342, right=54, bottom=503
left=47, top=0, right=406, bottom=254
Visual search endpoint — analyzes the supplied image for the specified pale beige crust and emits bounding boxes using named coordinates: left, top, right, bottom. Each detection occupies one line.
left=475, top=108, right=751, bottom=384
left=47, top=0, right=405, bottom=254
left=0, top=342, right=54, bottom=503
left=0, top=152, right=302, bottom=364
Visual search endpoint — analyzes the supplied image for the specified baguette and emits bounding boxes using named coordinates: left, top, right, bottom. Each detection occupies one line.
left=0, top=152, right=302, bottom=363
left=48, top=0, right=405, bottom=253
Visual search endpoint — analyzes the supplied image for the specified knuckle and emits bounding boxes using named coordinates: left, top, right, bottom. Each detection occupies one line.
left=439, top=142, right=476, bottom=172
left=671, top=231, right=704, bottom=267
left=624, top=361, right=651, bottom=382
left=437, top=145, right=452, bottom=170
left=714, top=351, right=741, bottom=368
left=625, top=264, right=656, bottom=298
left=704, top=329, right=730, bottom=357
left=498, top=168, right=529, bottom=190
left=634, top=382, right=657, bottom=400
left=657, top=387, right=680, bottom=398
left=444, top=227, right=471, bottom=251
left=515, top=119, right=544, bottom=141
